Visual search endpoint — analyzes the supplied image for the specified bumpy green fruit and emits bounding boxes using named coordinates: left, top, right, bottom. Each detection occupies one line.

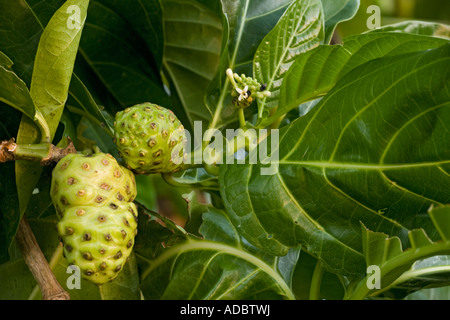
left=113, top=103, right=187, bottom=174
left=57, top=204, right=137, bottom=285
left=51, top=151, right=138, bottom=285
left=51, top=152, right=136, bottom=219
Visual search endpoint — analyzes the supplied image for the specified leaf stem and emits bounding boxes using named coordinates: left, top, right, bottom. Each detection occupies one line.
left=309, top=260, right=324, bottom=300
left=34, top=110, right=51, bottom=143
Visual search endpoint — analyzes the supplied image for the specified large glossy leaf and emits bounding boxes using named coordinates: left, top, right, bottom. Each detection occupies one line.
left=206, top=0, right=294, bottom=130
left=0, top=0, right=44, bottom=84
left=258, top=31, right=449, bottom=127
left=97, top=0, right=164, bottom=69
left=139, top=205, right=299, bottom=299
left=253, top=0, right=324, bottom=117
left=162, top=0, right=223, bottom=131
left=78, top=1, right=169, bottom=109
left=220, top=43, right=450, bottom=277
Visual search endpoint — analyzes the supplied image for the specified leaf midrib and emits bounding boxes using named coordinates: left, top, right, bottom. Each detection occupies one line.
left=275, top=160, right=450, bottom=170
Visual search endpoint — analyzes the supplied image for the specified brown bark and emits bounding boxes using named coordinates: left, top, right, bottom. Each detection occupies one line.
left=15, top=217, right=70, bottom=300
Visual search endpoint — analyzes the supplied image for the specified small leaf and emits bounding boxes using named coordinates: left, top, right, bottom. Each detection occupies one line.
left=0, top=52, right=39, bottom=123
left=206, top=0, right=294, bottom=130
left=409, top=229, right=433, bottom=250
left=253, top=0, right=325, bottom=116
left=361, top=224, right=389, bottom=267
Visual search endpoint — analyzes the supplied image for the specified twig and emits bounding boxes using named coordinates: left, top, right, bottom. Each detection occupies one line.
left=15, top=217, right=70, bottom=300
left=0, top=138, right=76, bottom=165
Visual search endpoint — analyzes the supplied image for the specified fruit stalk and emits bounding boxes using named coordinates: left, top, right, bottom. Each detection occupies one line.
left=15, top=217, right=70, bottom=300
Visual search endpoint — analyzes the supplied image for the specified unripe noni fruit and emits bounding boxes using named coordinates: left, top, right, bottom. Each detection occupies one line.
left=51, top=151, right=138, bottom=285
left=113, top=103, right=187, bottom=175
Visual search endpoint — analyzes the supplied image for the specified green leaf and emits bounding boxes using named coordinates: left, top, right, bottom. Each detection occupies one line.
left=139, top=205, right=298, bottom=300
left=220, top=43, right=450, bottom=277
left=162, top=0, right=223, bottom=130
left=15, top=0, right=89, bottom=217
left=96, top=0, right=164, bottom=69
left=260, top=31, right=449, bottom=127
left=321, top=0, right=360, bottom=44
left=253, top=0, right=325, bottom=118
left=206, top=0, right=294, bottom=130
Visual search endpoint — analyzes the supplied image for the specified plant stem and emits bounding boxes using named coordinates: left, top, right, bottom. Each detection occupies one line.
left=34, top=110, right=51, bottom=143
left=28, top=242, right=65, bottom=300
left=0, top=138, right=76, bottom=165
left=238, top=108, right=246, bottom=128
left=15, top=217, right=70, bottom=300
left=309, top=260, right=324, bottom=300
